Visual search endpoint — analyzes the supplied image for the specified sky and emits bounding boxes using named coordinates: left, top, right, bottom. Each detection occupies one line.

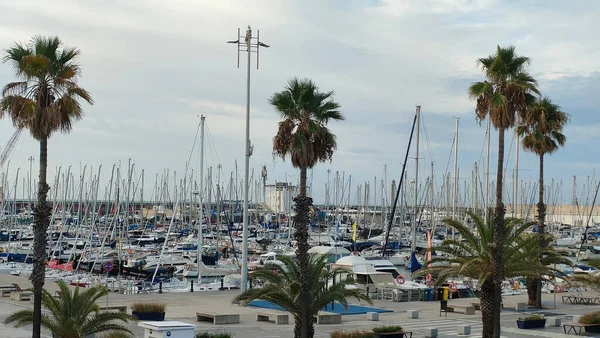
left=0, top=0, right=599, bottom=207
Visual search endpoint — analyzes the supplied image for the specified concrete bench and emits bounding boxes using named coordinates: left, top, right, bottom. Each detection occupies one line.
left=10, top=291, right=32, bottom=301
left=1, top=289, right=14, bottom=297
left=424, top=328, right=438, bottom=337
left=196, top=312, right=240, bottom=325
left=446, top=305, right=475, bottom=315
left=547, top=317, right=561, bottom=327
left=316, top=311, right=342, bottom=324
left=458, top=324, right=471, bottom=335
left=366, top=312, right=379, bottom=321
left=99, top=305, right=127, bottom=313
left=256, top=310, right=289, bottom=325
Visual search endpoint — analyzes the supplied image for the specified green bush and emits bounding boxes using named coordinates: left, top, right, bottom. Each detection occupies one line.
left=98, top=333, right=133, bottom=338
left=130, top=302, right=166, bottom=313
left=195, top=332, right=233, bottom=338
left=330, top=330, right=376, bottom=338
left=372, top=325, right=403, bottom=333
left=519, top=314, right=544, bottom=321
left=580, top=312, right=600, bottom=324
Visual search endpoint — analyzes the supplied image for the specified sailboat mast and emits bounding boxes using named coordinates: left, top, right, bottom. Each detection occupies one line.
left=452, top=117, right=459, bottom=240
left=197, top=115, right=206, bottom=267
left=484, top=118, right=491, bottom=221
left=411, top=106, right=420, bottom=252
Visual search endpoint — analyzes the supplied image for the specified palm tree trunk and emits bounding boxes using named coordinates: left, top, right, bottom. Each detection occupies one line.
left=527, top=277, right=537, bottom=306
left=480, top=278, right=495, bottom=338
left=492, top=127, right=506, bottom=338
left=32, top=135, right=51, bottom=338
left=295, top=166, right=311, bottom=338
left=535, top=154, right=546, bottom=309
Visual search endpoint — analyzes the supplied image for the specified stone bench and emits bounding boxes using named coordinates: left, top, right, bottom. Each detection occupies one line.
left=316, top=311, right=342, bottom=324
left=424, top=328, right=438, bottom=337
left=446, top=305, right=475, bottom=315
left=1, top=289, right=14, bottom=297
left=256, top=310, right=289, bottom=325
left=458, top=324, right=471, bottom=335
left=99, top=305, right=127, bottom=313
left=10, top=291, right=32, bottom=301
left=547, top=317, right=561, bottom=327
left=196, top=312, right=240, bottom=325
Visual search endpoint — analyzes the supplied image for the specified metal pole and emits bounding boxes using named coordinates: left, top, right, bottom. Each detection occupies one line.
left=241, top=27, right=252, bottom=292
left=484, top=118, right=491, bottom=222
left=411, top=106, right=420, bottom=252
left=198, top=116, right=206, bottom=278
left=515, top=130, right=519, bottom=218
left=452, top=118, right=459, bottom=240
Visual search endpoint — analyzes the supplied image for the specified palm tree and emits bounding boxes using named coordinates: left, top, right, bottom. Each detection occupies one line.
left=5, top=280, right=133, bottom=338
left=468, top=45, right=539, bottom=338
left=234, top=254, right=372, bottom=338
left=417, top=213, right=565, bottom=337
left=0, top=36, right=93, bottom=338
left=269, top=78, right=344, bottom=338
left=516, top=97, right=569, bottom=308
left=519, top=232, right=571, bottom=307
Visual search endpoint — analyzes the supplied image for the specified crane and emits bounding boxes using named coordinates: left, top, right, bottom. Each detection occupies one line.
left=0, top=128, right=22, bottom=201
left=0, top=128, right=22, bottom=169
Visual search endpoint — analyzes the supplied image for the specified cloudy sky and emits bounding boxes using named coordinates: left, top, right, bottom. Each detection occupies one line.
left=0, top=0, right=598, bottom=207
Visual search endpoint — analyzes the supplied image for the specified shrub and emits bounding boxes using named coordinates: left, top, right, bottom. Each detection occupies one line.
left=130, top=302, right=166, bottom=313
left=196, top=332, right=233, bottom=338
left=331, top=330, right=376, bottom=338
left=99, top=333, right=133, bottom=338
left=372, top=325, right=403, bottom=333
left=518, top=314, right=544, bottom=321
left=580, top=311, right=600, bottom=325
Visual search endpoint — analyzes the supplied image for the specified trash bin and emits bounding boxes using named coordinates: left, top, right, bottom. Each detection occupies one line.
left=138, top=321, right=195, bottom=338
left=420, top=289, right=427, bottom=301
left=436, top=287, right=444, bottom=301
left=442, top=286, right=449, bottom=301
left=427, top=288, right=433, bottom=301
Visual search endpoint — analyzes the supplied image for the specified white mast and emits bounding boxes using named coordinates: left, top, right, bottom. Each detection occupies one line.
left=484, top=118, right=491, bottom=221
left=452, top=117, right=459, bottom=240
left=197, top=115, right=206, bottom=268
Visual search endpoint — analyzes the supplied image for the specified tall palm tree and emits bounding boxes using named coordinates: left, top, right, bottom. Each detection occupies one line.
left=0, top=36, right=93, bottom=338
left=234, top=255, right=372, bottom=338
left=417, top=213, right=566, bottom=337
left=5, top=280, right=133, bottom=338
left=269, top=78, right=343, bottom=338
left=468, top=45, right=539, bottom=338
left=516, top=97, right=569, bottom=307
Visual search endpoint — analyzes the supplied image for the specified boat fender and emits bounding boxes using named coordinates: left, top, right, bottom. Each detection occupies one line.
left=426, top=274, right=432, bottom=282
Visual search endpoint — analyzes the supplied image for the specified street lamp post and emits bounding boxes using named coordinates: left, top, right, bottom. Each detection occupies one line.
left=228, top=26, right=269, bottom=292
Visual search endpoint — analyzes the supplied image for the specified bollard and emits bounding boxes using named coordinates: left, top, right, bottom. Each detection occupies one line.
left=159, top=281, right=163, bottom=294
left=220, top=278, right=224, bottom=290
left=190, top=280, right=194, bottom=292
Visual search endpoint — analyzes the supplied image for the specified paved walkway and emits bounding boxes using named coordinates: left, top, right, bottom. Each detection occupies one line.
left=0, top=274, right=598, bottom=337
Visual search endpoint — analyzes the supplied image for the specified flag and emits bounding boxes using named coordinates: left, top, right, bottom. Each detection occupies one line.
left=352, top=222, right=357, bottom=241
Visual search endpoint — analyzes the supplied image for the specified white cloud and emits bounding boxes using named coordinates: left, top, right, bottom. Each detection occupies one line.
left=0, top=0, right=597, bottom=204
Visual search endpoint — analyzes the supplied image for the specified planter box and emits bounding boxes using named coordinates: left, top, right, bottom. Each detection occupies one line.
left=132, top=311, right=166, bottom=321
left=517, top=319, right=546, bottom=329
left=373, top=333, right=410, bottom=338
left=585, top=326, right=600, bottom=333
